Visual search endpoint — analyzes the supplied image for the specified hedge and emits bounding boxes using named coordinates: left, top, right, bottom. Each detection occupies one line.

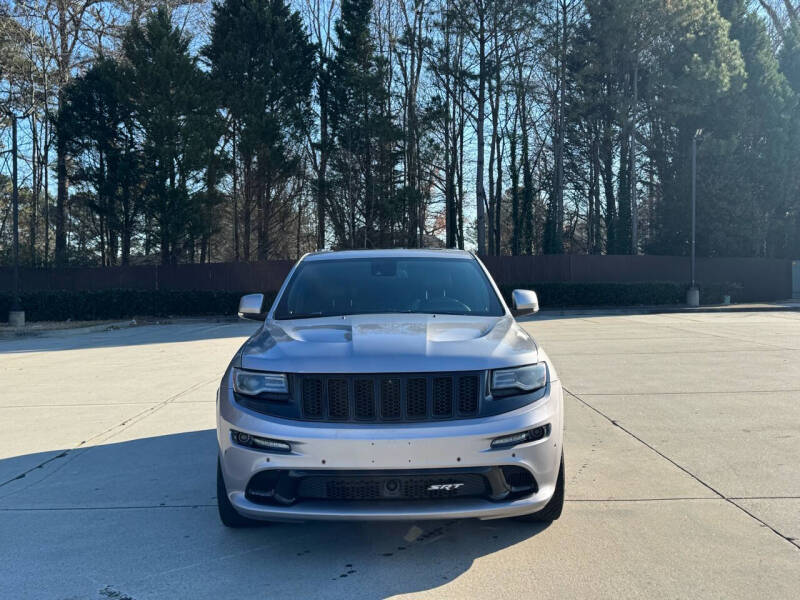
left=0, top=282, right=742, bottom=322
left=0, top=290, right=277, bottom=322
left=497, top=281, right=744, bottom=309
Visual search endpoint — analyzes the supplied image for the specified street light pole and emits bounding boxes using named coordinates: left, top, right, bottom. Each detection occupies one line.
left=686, top=131, right=700, bottom=307
left=8, top=113, right=25, bottom=327
left=691, top=135, right=696, bottom=289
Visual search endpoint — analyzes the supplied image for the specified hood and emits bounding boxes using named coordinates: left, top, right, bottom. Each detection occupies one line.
left=240, top=313, right=538, bottom=373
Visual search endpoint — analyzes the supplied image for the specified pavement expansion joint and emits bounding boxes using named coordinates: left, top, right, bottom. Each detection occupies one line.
left=564, top=387, right=800, bottom=551
left=0, top=376, right=218, bottom=494
left=0, top=504, right=217, bottom=511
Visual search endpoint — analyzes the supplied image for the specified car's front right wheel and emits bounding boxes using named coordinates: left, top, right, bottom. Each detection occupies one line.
left=515, top=453, right=564, bottom=523
left=217, top=458, right=264, bottom=528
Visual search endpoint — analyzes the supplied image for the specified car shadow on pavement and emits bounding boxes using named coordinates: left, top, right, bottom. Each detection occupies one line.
left=0, top=429, right=550, bottom=599
left=0, top=320, right=261, bottom=355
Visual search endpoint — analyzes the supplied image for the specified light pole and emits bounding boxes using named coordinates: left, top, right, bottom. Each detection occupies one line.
left=686, top=129, right=702, bottom=307
left=6, top=108, right=32, bottom=327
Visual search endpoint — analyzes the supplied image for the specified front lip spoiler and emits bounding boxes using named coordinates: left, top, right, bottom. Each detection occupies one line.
left=230, top=491, right=552, bottom=522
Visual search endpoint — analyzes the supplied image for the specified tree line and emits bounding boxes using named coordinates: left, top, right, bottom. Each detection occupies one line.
left=1, top=0, right=799, bottom=267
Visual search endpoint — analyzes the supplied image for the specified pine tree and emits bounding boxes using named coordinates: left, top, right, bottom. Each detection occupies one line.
left=328, top=0, right=399, bottom=248
left=205, top=0, right=315, bottom=260
left=59, top=57, right=140, bottom=266
left=123, top=7, right=215, bottom=264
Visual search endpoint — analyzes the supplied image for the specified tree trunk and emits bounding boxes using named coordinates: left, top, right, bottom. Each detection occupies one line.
left=590, top=125, right=602, bottom=254
left=43, top=121, right=50, bottom=267
left=510, top=114, right=519, bottom=256
left=317, top=65, right=328, bottom=250
left=55, top=109, right=68, bottom=266
left=243, top=159, right=252, bottom=260
left=601, top=125, right=616, bottom=254
left=488, top=121, right=495, bottom=255
left=27, top=114, right=37, bottom=266
left=55, top=3, right=69, bottom=266
left=475, top=4, right=487, bottom=255
left=520, top=79, right=533, bottom=255
left=232, top=122, right=239, bottom=261
left=630, top=58, right=639, bottom=254
left=494, top=94, right=504, bottom=255
left=617, top=131, right=632, bottom=254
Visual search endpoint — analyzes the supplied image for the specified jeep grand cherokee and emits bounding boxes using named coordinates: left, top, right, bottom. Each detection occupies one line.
left=216, top=249, right=564, bottom=526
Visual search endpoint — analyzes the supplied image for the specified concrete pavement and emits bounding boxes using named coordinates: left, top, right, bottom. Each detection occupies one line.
left=1, top=313, right=798, bottom=598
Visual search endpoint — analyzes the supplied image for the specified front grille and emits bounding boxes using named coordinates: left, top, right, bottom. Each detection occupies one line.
left=297, top=473, right=487, bottom=501
left=302, top=379, right=323, bottom=418
left=433, top=377, right=453, bottom=417
left=406, top=378, right=427, bottom=418
left=324, top=478, right=382, bottom=500
left=354, top=379, right=376, bottom=420
left=327, top=379, right=349, bottom=420
left=381, top=378, right=402, bottom=419
left=245, top=467, right=538, bottom=506
left=458, top=376, right=479, bottom=414
left=295, top=372, right=482, bottom=423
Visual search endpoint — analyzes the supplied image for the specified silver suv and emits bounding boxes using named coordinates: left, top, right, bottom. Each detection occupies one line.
left=216, top=249, right=564, bottom=526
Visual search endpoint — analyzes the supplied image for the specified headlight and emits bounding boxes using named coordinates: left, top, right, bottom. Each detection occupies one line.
left=491, top=363, right=547, bottom=395
left=233, top=368, right=289, bottom=396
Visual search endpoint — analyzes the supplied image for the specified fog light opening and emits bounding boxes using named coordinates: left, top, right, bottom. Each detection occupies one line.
left=231, top=430, right=292, bottom=453
left=491, top=424, right=551, bottom=449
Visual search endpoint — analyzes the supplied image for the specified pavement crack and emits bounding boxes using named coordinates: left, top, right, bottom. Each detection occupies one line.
left=566, top=497, right=723, bottom=502
left=550, top=348, right=794, bottom=356
left=564, top=387, right=800, bottom=551
left=0, top=377, right=218, bottom=496
left=0, top=451, right=70, bottom=489
left=651, top=322, right=797, bottom=352
left=569, top=389, right=800, bottom=396
left=0, top=504, right=216, bottom=511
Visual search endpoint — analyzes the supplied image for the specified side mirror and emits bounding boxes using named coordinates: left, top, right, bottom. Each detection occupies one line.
left=238, top=294, right=267, bottom=321
left=512, top=289, right=539, bottom=316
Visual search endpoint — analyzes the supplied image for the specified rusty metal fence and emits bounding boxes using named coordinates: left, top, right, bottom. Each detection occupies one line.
left=0, top=255, right=793, bottom=302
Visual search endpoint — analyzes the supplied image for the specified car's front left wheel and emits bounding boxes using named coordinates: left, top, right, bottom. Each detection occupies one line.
left=217, top=458, right=264, bottom=528
left=515, top=452, right=564, bottom=523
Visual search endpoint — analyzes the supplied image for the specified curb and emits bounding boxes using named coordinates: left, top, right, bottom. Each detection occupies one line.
left=536, top=304, right=800, bottom=317
left=0, top=320, right=136, bottom=340
left=0, top=315, right=240, bottom=340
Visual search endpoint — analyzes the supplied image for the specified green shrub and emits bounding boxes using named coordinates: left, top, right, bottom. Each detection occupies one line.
left=0, top=290, right=277, bottom=322
left=498, top=281, right=743, bottom=308
left=0, top=281, right=744, bottom=322
left=497, top=282, right=683, bottom=308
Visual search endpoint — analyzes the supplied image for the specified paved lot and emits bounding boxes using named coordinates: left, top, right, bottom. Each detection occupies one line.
left=1, top=312, right=798, bottom=599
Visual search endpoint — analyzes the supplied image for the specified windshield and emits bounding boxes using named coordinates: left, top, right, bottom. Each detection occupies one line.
left=274, top=257, right=505, bottom=319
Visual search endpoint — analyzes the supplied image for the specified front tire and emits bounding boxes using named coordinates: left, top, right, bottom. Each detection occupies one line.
left=516, top=453, right=564, bottom=523
left=217, top=459, right=264, bottom=528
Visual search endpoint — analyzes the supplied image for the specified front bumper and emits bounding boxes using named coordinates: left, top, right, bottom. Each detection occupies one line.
left=217, top=379, right=563, bottom=521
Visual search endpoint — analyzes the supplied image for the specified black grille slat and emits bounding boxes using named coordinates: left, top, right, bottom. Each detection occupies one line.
left=295, top=473, right=489, bottom=501
left=432, top=377, right=453, bottom=417
left=458, top=375, right=479, bottom=415
left=302, top=378, right=323, bottom=418
left=326, top=479, right=381, bottom=500
left=354, top=379, right=376, bottom=420
left=406, top=378, right=428, bottom=418
left=327, top=379, right=349, bottom=420
left=295, top=372, right=483, bottom=424
left=381, top=378, right=402, bottom=420
left=248, top=467, right=537, bottom=505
